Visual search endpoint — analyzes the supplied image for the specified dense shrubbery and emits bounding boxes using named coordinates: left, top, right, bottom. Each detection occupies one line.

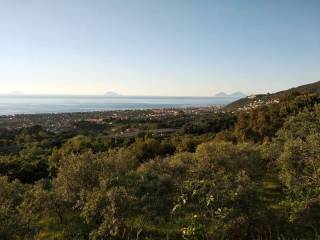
left=1, top=94, right=320, bottom=239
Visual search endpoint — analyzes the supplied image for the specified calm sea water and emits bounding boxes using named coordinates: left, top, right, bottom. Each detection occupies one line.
left=0, top=96, right=237, bottom=115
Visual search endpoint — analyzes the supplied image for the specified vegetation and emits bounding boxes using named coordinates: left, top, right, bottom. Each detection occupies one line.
left=1, top=91, right=320, bottom=239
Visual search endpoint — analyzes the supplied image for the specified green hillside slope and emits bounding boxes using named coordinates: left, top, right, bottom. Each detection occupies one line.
left=225, top=81, right=320, bottom=111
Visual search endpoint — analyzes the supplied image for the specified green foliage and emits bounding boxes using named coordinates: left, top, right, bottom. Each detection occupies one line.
left=277, top=133, right=320, bottom=235
left=171, top=141, right=264, bottom=239
left=131, top=138, right=175, bottom=162
left=0, top=176, right=33, bottom=240
left=54, top=152, right=103, bottom=204
left=180, top=113, right=236, bottom=135
left=2, top=94, right=320, bottom=239
left=235, top=105, right=283, bottom=142
left=235, top=95, right=320, bottom=143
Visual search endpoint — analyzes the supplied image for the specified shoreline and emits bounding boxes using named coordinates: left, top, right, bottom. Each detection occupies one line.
left=0, top=105, right=226, bottom=131
left=0, top=104, right=226, bottom=117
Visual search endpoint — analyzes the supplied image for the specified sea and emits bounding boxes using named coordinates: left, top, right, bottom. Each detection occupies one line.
left=0, top=96, right=237, bottom=115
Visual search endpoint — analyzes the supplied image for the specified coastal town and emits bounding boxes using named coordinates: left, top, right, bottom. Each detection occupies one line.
left=0, top=106, right=223, bottom=131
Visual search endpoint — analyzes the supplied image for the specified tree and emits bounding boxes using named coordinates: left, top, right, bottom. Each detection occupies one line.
left=0, top=176, right=32, bottom=239
left=54, top=152, right=103, bottom=204
left=278, top=134, right=320, bottom=236
left=172, top=141, right=265, bottom=239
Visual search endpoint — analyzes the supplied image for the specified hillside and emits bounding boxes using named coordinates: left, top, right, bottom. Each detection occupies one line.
left=225, top=81, right=320, bottom=111
left=2, top=81, right=320, bottom=239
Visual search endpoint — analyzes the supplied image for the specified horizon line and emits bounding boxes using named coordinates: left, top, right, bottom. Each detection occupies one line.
left=0, top=93, right=248, bottom=98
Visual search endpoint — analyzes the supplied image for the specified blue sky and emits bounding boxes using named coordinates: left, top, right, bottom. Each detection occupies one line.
left=0, top=0, right=319, bottom=96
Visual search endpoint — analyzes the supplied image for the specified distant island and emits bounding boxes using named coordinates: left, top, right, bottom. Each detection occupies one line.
left=7, top=91, right=25, bottom=96
left=214, top=91, right=246, bottom=98
left=104, top=91, right=121, bottom=97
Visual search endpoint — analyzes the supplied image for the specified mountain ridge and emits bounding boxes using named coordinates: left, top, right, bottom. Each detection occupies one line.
left=225, top=81, right=320, bottom=111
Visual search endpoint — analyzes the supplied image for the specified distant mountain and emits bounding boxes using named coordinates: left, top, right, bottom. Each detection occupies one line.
left=104, top=91, right=121, bottom=97
left=214, top=91, right=246, bottom=98
left=225, top=81, right=320, bottom=111
left=214, top=92, right=229, bottom=98
left=8, top=91, right=24, bottom=96
left=229, top=92, right=246, bottom=98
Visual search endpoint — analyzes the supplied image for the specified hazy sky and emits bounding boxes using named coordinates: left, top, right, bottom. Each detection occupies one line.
left=0, top=0, right=319, bottom=96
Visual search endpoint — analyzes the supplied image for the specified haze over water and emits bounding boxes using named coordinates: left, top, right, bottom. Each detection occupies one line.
left=0, top=96, right=237, bottom=115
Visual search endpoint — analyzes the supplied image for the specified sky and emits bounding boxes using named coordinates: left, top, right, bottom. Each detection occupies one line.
left=0, top=0, right=319, bottom=96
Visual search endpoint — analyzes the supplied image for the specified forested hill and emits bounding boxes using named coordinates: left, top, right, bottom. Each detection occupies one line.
left=2, top=85, right=320, bottom=239
left=225, top=80, right=320, bottom=111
